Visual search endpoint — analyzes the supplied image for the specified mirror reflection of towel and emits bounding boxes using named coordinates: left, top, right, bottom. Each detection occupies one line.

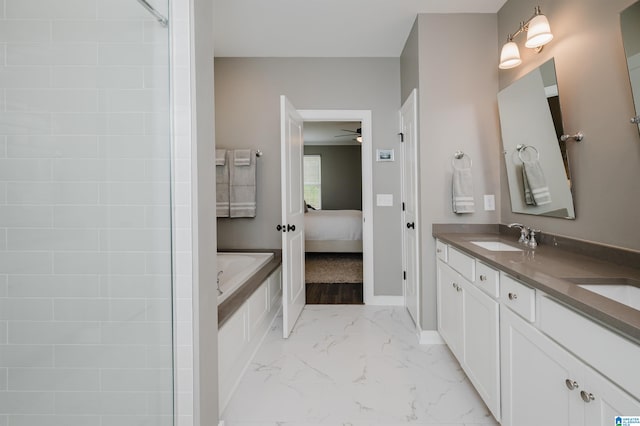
left=452, top=168, right=475, bottom=214
left=522, top=160, right=551, bottom=206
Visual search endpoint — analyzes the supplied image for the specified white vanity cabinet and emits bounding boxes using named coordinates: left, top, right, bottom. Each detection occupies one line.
left=501, top=299, right=640, bottom=426
left=435, top=238, right=640, bottom=425
left=436, top=244, right=501, bottom=421
left=500, top=304, right=583, bottom=426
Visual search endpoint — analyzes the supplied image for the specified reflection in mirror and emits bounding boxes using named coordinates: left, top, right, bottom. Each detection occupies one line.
left=498, top=58, right=576, bottom=219
left=621, top=1, right=640, bottom=131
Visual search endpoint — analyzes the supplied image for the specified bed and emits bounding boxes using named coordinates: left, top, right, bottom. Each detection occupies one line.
left=304, top=209, right=363, bottom=253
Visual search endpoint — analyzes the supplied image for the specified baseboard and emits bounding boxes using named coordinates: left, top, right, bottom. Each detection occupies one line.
left=365, top=295, right=403, bottom=306
left=418, top=330, right=445, bottom=345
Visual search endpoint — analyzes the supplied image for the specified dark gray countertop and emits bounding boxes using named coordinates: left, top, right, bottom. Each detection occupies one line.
left=434, top=232, right=640, bottom=343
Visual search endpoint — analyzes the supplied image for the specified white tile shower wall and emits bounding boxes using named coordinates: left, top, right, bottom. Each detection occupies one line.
left=0, top=0, right=175, bottom=425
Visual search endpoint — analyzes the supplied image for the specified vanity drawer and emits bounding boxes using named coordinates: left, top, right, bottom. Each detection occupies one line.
left=436, top=239, right=448, bottom=262
left=500, top=274, right=535, bottom=322
left=475, top=261, right=499, bottom=298
left=448, top=246, right=475, bottom=282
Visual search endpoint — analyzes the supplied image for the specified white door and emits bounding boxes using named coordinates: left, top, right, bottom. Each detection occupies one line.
left=400, top=89, right=419, bottom=325
left=280, top=95, right=306, bottom=338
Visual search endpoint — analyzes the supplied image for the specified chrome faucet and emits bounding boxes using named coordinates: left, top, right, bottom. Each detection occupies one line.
left=507, top=223, right=528, bottom=244
left=507, top=223, right=541, bottom=249
left=217, top=271, right=224, bottom=295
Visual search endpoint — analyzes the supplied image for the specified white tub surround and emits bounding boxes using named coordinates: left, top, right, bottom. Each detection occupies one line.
left=217, top=252, right=274, bottom=304
left=218, top=266, right=282, bottom=411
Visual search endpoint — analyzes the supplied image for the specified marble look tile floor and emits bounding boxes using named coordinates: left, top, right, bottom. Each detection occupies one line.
left=221, top=305, right=499, bottom=426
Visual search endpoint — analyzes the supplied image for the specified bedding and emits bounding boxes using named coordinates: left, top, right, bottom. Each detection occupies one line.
left=304, top=209, right=363, bottom=253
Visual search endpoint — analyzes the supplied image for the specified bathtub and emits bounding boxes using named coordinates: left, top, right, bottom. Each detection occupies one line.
left=217, top=252, right=274, bottom=304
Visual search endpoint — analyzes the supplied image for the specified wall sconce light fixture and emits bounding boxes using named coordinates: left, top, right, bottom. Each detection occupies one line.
left=499, top=6, right=553, bottom=70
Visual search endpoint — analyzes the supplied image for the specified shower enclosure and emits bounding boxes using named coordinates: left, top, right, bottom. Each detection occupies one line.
left=0, top=0, right=175, bottom=424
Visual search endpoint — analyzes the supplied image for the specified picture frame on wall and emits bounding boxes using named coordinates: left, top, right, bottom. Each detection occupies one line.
left=376, top=149, right=394, bottom=162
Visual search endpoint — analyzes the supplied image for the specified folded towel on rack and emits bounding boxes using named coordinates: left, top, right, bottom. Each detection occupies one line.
left=233, top=149, right=251, bottom=166
left=452, top=167, right=475, bottom=214
left=230, top=149, right=256, bottom=218
left=216, top=150, right=230, bottom=217
left=522, top=159, right=551, bottom=206
left=215, top=149, right=226, bottom=166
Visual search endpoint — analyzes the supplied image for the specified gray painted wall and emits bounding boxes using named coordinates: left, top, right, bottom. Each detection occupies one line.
left=400, top=18, right=420, bottom=104
left=404, top=14, right=502, bottom=331
left=214, top=58, right=403, bottom=296
left=303, top=145, right=362, bottom=210
left=498, top=0, right=640, bottom=251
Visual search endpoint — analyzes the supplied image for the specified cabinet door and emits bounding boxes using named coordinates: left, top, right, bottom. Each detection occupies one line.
left=462, top=280, right=500, bottom=421
left=501, top=306, right=584, bottom=426
left=584, top=366, right=640, bottom=426
left=437, top=260, right=463, bottom=359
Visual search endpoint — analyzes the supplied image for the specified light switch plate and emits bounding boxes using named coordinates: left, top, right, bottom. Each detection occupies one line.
left=376, top=194, right=393, bottom=206
left=484, top=194, right=495, bottom=211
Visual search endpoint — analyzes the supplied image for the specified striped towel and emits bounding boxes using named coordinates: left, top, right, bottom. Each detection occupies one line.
left=230, top=149, right=256, bottom=218
left=452, top=167, right=475, bottom=214
left=522, top=160, right=551, bottom=206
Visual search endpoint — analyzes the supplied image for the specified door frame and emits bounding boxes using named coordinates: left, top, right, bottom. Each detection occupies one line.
left=298, top=109, right=374, bottom=304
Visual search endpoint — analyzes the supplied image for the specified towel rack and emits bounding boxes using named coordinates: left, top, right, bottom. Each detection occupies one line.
left=516, top=144, right=539, bottom=162
left=452, top=151, right=472, bottom=169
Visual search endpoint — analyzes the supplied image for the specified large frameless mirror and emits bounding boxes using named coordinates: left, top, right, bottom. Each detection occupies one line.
left=621, top=0, right=640, bottom=132
left=498, top=58, right=576, bottom=219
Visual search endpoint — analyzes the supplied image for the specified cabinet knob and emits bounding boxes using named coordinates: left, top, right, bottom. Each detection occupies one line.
left=508, top=292, right=518, bottom=300
left=436, top=249, right=442, bottom=253
left=580, top=390, right=595, bottom=403
left=479, top=274, right=487, bottom=282
left=565, top=379, right=579, bottom=390
left=452, top=282, right=456, bottom=289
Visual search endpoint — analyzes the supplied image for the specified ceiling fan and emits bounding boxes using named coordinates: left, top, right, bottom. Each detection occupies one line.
left=334, top=127, right=362, bottom=143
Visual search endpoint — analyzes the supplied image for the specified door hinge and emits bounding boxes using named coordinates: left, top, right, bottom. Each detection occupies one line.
left=403, top=271, right=406, bottom=280
left=402, top=202, right=405, bottom=211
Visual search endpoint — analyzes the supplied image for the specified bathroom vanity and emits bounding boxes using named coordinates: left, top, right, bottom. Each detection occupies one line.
left=434, top=230, right=640, bottom=425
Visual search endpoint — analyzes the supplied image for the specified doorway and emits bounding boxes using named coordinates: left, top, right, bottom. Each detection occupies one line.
left=303, top=121, right=363, bottom=304
left=298, top=110, right=374, bottom=304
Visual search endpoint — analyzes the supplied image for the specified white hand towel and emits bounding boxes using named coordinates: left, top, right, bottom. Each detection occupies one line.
left=522, top=159, right=552, bottom=206
left=230, top=149, right=256, bottom=218
left=216, top=150, right=230, bottom=217
left=215, top=149, right=226, bottom=166
left=452, top=168, right=475, bottom=214
left=233, top=149, right=251, bottom=166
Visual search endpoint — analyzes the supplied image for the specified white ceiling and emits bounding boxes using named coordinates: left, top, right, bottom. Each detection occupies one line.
left=213, top=0, right=507, bottom=57
left=303, top=121, right=362, bottom=145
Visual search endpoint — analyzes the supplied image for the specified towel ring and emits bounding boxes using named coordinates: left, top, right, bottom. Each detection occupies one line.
left=452, top=151, right=472, bottom=170
left=516, top=144, right=539, bottom=162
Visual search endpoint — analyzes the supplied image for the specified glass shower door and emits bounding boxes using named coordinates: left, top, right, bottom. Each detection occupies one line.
left=0, top=0, right=174, bottom=424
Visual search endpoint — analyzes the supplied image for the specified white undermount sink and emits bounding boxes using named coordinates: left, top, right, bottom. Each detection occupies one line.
left=577, top=284, right=640, bottom=311
left=470, top=241, right=523, bottom=252
left=564, top=277, right=640, bottom=311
